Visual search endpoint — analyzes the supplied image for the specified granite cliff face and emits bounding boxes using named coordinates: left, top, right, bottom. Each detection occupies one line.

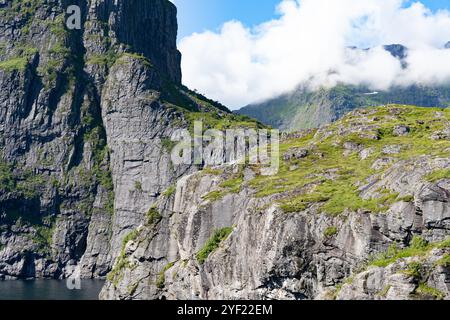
left=101, top=106, right=449, bottom=300
left=0, top=0, right=230, bottom=279
left=0, top=1, right=448, bottom=301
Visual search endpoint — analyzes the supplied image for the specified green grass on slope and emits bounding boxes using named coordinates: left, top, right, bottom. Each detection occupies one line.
left=107, top=229, right=141, bottom=286
left=203, top=170, right=244, bottom=201
left=0, top=47, right=38, bottom=72
left=333, top=237, right=449, bottom=300
left=0, top=57, right=28, bottom=72
left=425, top=169, right=450, bottom=183
left=196, top=227, right=234, bottom=265
left=367, top=236, right=449, bottom=268
left=162, top=86, right=264, bottom=131
left=156, top=262, right=176, bottom=289
left=249, top=105, right=450, bottom=216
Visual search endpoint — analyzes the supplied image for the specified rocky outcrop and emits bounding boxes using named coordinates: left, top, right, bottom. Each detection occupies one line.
left=333, top=247, right=449, bottom=300
left=99, top=54, right=194, bottom=262
left=0, top=1, right=448, bottom=302
left=100, top=159, right=450, bottom=300
left=0, top=0, right=199, bottom=279
left=101, top=106, right=449, bottom=300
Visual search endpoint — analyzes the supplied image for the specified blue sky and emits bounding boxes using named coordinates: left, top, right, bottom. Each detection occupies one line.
left=176, top=0, right=450, bottom=40
left=177, top=0, right=450, bottom=108
left=176, top=0, right=284, bottom=39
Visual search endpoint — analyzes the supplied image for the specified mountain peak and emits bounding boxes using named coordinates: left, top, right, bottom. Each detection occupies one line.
left=383, top=44, right=408, bottom=60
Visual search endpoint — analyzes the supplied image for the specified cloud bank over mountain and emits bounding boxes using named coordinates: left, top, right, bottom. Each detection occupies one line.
left=179, top=0, right=450, bottom=109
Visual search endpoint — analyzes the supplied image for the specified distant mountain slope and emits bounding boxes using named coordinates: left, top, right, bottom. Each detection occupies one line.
left=238, top=43, right=450, bottom=132
left=238, top=84, right=450, bottom=131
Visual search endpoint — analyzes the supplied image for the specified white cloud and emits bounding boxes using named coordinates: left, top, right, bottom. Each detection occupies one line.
left=179, top=0, right=450, bottom=109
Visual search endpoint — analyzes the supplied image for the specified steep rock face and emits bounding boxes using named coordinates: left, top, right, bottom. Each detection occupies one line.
left=0, top=0, right=191, bottom=279
left=99, top=55, right=193, bottom=261
left=83, top=0, right=181, bottom=84
left=101, top=106, right=449, bottom=300
left=334, top=247, right=449, bottom=300
left=101, top=162, right=450, bottom=300
left=108, top=0, right=181, bottom=83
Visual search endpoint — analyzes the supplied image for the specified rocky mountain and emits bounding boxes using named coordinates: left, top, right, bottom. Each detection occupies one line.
left=383, top=44, right=408, bottom=60
left=238, top=45, right=450, bottom=132
left=0, top=1, right=448, bottom=301
left=100, top=105, right=449, bottom=300
left=0, top=0, right=253, bottom=280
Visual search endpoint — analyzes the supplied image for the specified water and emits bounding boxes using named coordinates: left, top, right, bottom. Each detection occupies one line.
left=0, top=280, right=105, bottom=300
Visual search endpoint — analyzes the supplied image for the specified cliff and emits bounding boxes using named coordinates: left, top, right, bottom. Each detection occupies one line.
left=100, top=106, right=449, bottom=300
left=0, top=1, right=448, bottom=301
left=0, top=0, right=247, bottom=280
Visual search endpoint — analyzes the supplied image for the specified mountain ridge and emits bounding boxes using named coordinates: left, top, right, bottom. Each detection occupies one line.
left=238, top=43, right=450, bottom=131
left=101, top=104, right=450, bottom=300
left=0, top=0, right=251, bottom=281
left=0, top=1, right=448, bottom=301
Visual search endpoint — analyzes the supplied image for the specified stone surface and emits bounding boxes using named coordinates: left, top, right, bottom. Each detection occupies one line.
left=334, top=249, right=449, bottom=300
left=382, top=145, right=402, bottom=155
left=100, top=153, right=450, bottom=300
left=0, top=0, right=449, bottom=302
left=393, top=125, right=410, bottom=136
left=0, top=0, right=191, bottom=279
left=284, top=148, right=309, bottom=161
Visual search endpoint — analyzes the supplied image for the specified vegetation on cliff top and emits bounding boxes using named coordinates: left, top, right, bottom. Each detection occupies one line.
left=0, top=57, right=29, bottom=72
left=196, top=227, right=234, bottom=265
left=161, top=82, right=264, bottom=131
left=0, top=47, right=37, bottom=72
left=203, top=170, right=245, bottom=202
left=0, top=0, right=43, bottom=22
left=332, top=236, right=449, bottom=300
left=198, top=105, right=449, bottom=215
left=367, top=236, right=449, bottom=268
left=247, top=105, right=450, bottom=215
left=107, top=229, right=141, bottom=286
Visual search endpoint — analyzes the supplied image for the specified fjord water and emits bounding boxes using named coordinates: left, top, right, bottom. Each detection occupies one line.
left=0, top=280, right=105, bottom=300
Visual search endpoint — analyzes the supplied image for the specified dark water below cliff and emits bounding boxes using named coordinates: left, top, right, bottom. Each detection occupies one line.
left=0, top=280, right=105, bottom=300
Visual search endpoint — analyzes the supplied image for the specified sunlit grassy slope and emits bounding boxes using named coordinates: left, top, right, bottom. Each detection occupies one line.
left=212, top=105, right=450, bottom=216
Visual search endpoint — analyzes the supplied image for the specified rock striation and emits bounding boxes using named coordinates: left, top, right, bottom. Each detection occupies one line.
left=100, top=106, right=450, bottom=300
left=0, top=0, right=226, bottom=280
left=0, top=1, right=448, bottom=301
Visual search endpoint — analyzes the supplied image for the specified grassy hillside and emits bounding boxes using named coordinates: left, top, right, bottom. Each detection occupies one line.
left=238, top=84, right=450, bottom=132
left=223, top=105, right=450, bottom=215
